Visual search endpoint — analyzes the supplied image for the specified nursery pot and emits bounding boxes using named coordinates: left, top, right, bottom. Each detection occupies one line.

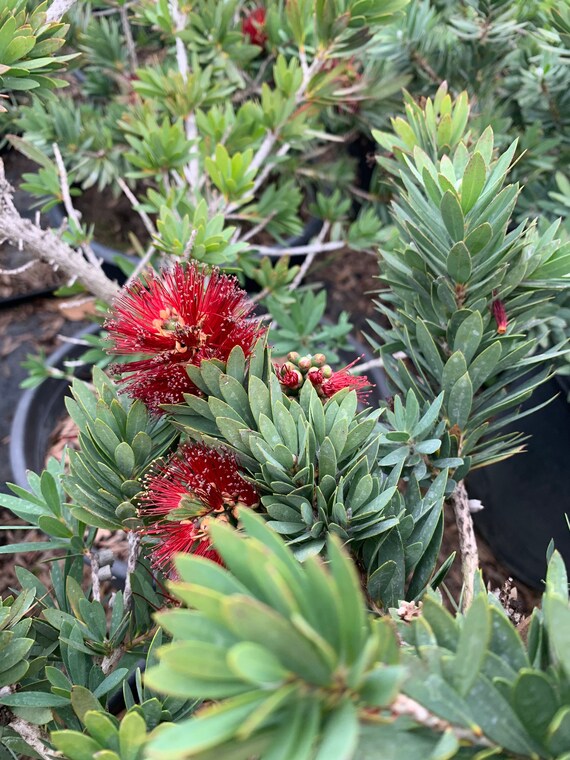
left=468, top=375, right=570, bottom=588
left=9, top=323, right=101, bottom=490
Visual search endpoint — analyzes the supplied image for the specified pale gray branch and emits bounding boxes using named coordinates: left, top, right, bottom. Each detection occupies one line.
left=45, top=0, right=79, bottom=23
left=169, top=0, right=199, bottom=189
left=252, top=240, right=344, bottom=257
left=53, top=142, right=100, bottom=268
left=0, top=160, right=120, bottom=304
left=450, top=480, right=479, bottom=611
left=290, top=221, right=330, bottom=290
left=8, top=718, right=52, bottom=760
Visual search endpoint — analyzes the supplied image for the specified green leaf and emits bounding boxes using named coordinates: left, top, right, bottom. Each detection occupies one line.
left=145, top=693, right=266, bottom=756
left=468, top=342, right=502, bottom=392
left=513, top=671, right=559, bottom=744
left=461, top=152, right=486, bottom=213
left=547, top=706, right=570, bottom=756
left=440, top=191, right=465, bottom=242
left=227, top=642, right=289, bottom=687
left=447, top=372, right=473, bottom=430
left=452, top=594, right=490, bottom=697
left=453, top=312, right=483, bottom=365
left=119, top=710, right=147, bottom=760
left=447, top=242, right=471, bottom=284
left=51, top=731, right=102, bottom=760
left=464, top=223, right=492, bottom=254
left=0, top=691, right=70, bottom=707
left=314, top=699, right=358, bottom=760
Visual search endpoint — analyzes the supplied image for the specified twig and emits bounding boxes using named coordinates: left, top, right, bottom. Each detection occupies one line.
left=290, top=221, right=330, bottom=291
left=252, top=240, right=345, bottom=257
left=0, top=160, right=120, bottom=304
left=53, top=143, right=100, bottom=269
left=182, top=228, right=197, bottom=260
left=90, top=549, right=101, bottom=603
left=45, top=0, right=78, bottom=22
left=449, top=480, right=479, bottom=611
left=169, top=0, right=199, bottom=189
left=7, top=718, right=52, bottom=760
left=120, top=5, right=138, bottom=74
left=100, top=532, right=140, bottom=675
left=239, top=211, right=277, bottom=243
left=116, top=177, right=157, bottom=238
left=388, top=694, right=493, bottom=748
left=123, top=530, right=140, bottom=611
left=124, top=245, right=156, bottom=288
left=0, top=260, right=36, bottom=275
left=101, top=646, right=124, bottom=676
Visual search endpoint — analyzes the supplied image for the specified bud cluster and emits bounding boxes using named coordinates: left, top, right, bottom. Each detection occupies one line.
left=277, top=351, right=333, bottom=395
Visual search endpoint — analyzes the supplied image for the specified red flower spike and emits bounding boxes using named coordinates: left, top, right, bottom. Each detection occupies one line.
left=242, top=7, right=267, bottom=46
left=139, top=443, right=259, bottom=577
left=105, top=262, right=264, bottom=412
left=492, top=295, right=508, bottom=334
left=320, top=360, right=372, bottom=402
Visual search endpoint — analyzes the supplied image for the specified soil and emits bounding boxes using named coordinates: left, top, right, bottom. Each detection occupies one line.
left=73, top=184, right=151, bottom=255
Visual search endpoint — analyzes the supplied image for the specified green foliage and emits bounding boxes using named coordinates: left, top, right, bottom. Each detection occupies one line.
left=371, top=88, right=570, bottom=469
left=165, top=341, right=453, bottom=604
left=267, top=289, right=353, bottom=361
left=401, top=551, right=570, bottom=759
left=0, top=1, right=75, bottom=94
left=140, top=513, right=570, bottom=760
left=144, top=509, right=406, bottom=759
left=153, top=200, right=247, bottom=265
left=63, top=367, right=178, bottom=530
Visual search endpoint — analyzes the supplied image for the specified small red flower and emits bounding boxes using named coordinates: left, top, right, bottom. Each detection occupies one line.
left=242, top=7, right=267, bottom=46
left=105, top=262, right=263, bottom=412
left=139, top=443, right=259, bottom=576
left=491, top=294, right=508, bottom=334
left=314, top=360, right=372, bottom=402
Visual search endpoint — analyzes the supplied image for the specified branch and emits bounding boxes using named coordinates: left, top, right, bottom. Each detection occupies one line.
left=169, top=0, right=199, bottom=190
left=226, top=52, right=324, bottom=216
left=0, top=160, right=120, bottom=304
left=53, top=142, right=100, bottom=268
left=116, top=177, right=157, bottom=239
left=45, top=0, right=79, bottom=23
left=389, top=694, right=493, bottom=749
left=123, top=530, right=140, bottom=611
left=252, top=240, right=345, bottom=257
left=289, top=221, right=330, bottom=290
left=8, top=717, right=52, bottom=760
left=450, top=480, right=479, bottom=611
left=120, top=5, right=138, bottom=74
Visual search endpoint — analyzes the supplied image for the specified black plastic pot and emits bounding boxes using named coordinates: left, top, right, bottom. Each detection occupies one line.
left=9, top=323, right=100, bottom=490
left=468, top=375, right=570, bottom=588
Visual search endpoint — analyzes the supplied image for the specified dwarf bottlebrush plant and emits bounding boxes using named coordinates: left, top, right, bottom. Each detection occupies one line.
left=1, top=2, right=570, bottom=759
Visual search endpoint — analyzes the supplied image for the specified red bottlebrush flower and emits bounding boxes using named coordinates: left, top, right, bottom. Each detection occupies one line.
left=139, top=442, right=259, bottom=576
left=492, top=295, right=508, bottom=334
left=242, top=7, right=267, bottom=46
left=275, top=362, right=303, bottom=390
left=317, top=360, right=372, bottom=402
left=105, top=262, right=263, bottom=412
